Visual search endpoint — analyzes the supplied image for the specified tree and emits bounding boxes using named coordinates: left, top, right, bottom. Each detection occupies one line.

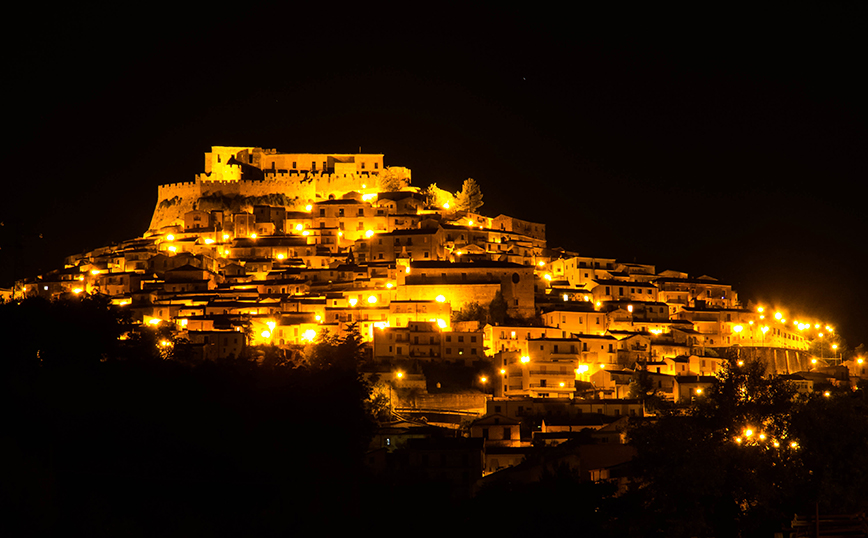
left=488, top=291, right=508, bottom=325
left=377, top=167, right=409, bottom=192
left=424, top=183, right=455, bottom=209
left=454, top=178, right=483, bottom=212
left=451, top=301, right=488, bottom=324
left=629, top=352, right=808, bottom=536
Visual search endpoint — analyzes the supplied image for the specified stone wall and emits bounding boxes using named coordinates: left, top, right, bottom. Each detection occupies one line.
left=148, top=172, right=378, bottom=233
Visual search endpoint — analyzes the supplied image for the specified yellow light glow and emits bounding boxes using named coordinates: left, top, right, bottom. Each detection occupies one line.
left=857, top=358, right=864, bottom=364
left=166, top=234, right=175, bottom=241
left=735, top=437, right=743, bottom=444
left=790, top=441, right=798, bottom=449
left=266, top=321, right=276, bottom=331
left=302, top=329, right=317, bottom=341
left=437, top=319, right=447, bottom=329
left=759, top=433, right=766, bottom=440
left=223, top=234, right=230, bottom=241
left=819, top=333, right=824, bottom=338
left=251, top=233, right=257, bottom=239
left=559, top=382, right=565, bottom=387
left=90, top=269, right=100, bottom=275
left=349, top=298, right=358, bottom=307
left=467, top=219, right=474, bottom=226
left=480, top=376, right=487, bottom=383
left=315, top=314, right=322, bottom=322
left=738, top=360, right=744, bottom=366
left=520, top=355, right=530, bottom=363
left=773, top=440, right=780, bottom=447
left=168, top=246, right=176, bottom=252
left=538, top=261, right=545, bottom=267
left=443, top=202, right=450, bottom=209
left=305, top=204, right=312, bottom=212
left=543, top=273, right=552, bottom=281
left=362, top=184, right=367, bottom=189
left=386, top=282, right=393, bottom=289
left=395, top=371, right=404, bottom=379
left=811, top=358, right=818, bottom=364
left=824, top=391, right=831, bottom=397
left=361, top=193, right=376, bottom=201
left=500, top=369, right=506, bottom=375
left=277, top=253, right=285, bottom=260
left=757, top=306, right=764, bottom=313
left=148, top=318, right=162, bottom=326
left=815, top=324, right=820, bottom=329
left=435, top=294, right=446, bottom=303
left=72, top=288, right=83, bottom=294
left=563, top=294, right=569, bottom=301
left=302, top=230, right=310, bottom=236
left=696, top=388, right=703, bottom=394
left=405, top=266, right=410, bottom=274
left=338, top=231, right=343, bottom=237
left=261, top=330, right=271, bottom=338
left=365, top=230, right=374, bottom=238
left=627, top=305, right=633, bottom=313
left=577, top=364, right=589, bottom=373
left=204, top=238, right=215, bottom=244
left=179, top=319, right=188, bottom=327
left=160, top=340, right=172, bottom=347
left=367, top=295, right=378, bottom=304
left=761, top=326, right=769, bottom=333
left=774, top=312, right=782, bottom=320
left=733, top=325, right=743, bottom=333
left=744, top=428, right=754, bottom=438
left=295, top=224, right=304, bottom=231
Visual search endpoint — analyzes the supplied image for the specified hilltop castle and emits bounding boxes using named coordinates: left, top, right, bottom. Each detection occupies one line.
left=148, top=146, right=410, bottom=232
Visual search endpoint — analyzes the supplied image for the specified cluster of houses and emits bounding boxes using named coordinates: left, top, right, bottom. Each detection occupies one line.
left=11, top=147, right=864, bottom=489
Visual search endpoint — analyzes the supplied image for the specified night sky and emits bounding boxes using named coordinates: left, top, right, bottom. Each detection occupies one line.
left=4, top=5, right=866, bottom=347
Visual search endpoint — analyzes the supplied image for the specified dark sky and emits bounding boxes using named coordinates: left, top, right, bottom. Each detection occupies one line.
left=4, top=5, right=866, bottom=347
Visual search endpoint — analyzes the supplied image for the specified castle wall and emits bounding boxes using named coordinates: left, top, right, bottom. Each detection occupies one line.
left=148, top=171, right=377, bottom=232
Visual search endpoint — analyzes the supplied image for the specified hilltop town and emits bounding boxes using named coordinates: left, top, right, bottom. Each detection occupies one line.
left=10, top=145, right=864, bottom=482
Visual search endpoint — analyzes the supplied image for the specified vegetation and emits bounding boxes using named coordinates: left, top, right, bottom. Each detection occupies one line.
left=377, top=167, right=410, bottom=192
left=1, top=296, right=376, bottom=536
left=628, top=350, right=868, bottom=537
left=451, top=301, right=488, bottom=324
left=157, top=195, right=182, bottom=209
left=455, top=177, right=484, bottom=212
left=423, top=182, right=455, bottom=208
left=194, top=191, right=299, bottom=213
